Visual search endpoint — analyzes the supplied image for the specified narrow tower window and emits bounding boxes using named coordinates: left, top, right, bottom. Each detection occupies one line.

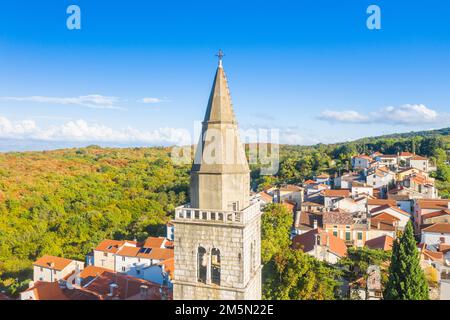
left=211, top=248, right=221, bottom=285
left=197, top=247, right=207, bottom=284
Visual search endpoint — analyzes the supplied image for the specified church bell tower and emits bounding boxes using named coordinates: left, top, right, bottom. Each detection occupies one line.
left=172, top=51, right=262, bottom=300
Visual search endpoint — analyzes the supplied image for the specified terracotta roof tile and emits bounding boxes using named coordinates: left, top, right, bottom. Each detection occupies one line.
left=159, top=257, right=174, bottom=279
left=258, top=191, right=273, bottom=203
left=94, top=240, right=126, bottom=253
left=292, top=228, right=347, bottom=257
left=422, top=209, right=450, bottom=220
left=417, top=199, right=450, bottom=210
left=79, top=265, right=110, bottom=281
left=422, top=223, right=450, bottom=234
left=410, top=155, right=428, bottom=161
left=367, top=199, right=397, bottom=206
left=323, top=189, right=350, bottom=198
left=295, top=211, right=323, bottom=229
left=147, top=248, right=174, bottom=261
left=83, top=271, right=168, bottom=300
left=34, top=255, right=74, bottom=271
left=116, top=246, right=140, bottom=257
left=370, top=204, right=410, bottom=216
left=399, top=152, right=414, bottom=157
left=279, top=184, right=303, bottom=192
left=365, top=235, right=394, bottom=251
left=421, top=249, right=444, bottom=263
left=143, top=237, right=165, bottom=249
left=323, top=211, right=353, bottom=225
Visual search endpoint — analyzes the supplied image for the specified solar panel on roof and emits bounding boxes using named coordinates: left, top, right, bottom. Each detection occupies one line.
left=139, top=247, right=152, bottom=254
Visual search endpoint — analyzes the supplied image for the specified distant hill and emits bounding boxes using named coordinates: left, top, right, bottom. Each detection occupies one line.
left=353, top=127, right=450, bottom=141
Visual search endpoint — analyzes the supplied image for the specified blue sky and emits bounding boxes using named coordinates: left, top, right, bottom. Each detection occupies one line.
left=0, top=0, right=450, bottom=150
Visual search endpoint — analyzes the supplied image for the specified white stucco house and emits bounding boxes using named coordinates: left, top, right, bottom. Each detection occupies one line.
left=421, top=223, right=450, bottom=246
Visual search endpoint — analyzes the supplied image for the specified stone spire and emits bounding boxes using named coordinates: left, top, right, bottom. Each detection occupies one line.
left=190, top=53, right=250, bottom=211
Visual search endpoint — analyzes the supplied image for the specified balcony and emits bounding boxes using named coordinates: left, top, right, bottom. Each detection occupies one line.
left=174, top=201, right=261, bottom=225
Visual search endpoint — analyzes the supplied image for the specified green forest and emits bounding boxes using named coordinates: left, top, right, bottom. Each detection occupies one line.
left=0, top=127, right=449, bottom=296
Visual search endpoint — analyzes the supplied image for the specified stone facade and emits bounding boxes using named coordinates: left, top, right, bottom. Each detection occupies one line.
left=173, top=57, right=262, bottom=300
left=173, top=213, right=261, bottom=300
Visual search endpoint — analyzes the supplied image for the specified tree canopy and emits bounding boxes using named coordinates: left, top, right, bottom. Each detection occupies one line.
left=384, top=221, right=429, bottom=300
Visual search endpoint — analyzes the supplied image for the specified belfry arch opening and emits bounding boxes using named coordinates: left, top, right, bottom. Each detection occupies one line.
left=197, top=246, right=207, bottom=284
left=211, top=248, right=221, bottom=285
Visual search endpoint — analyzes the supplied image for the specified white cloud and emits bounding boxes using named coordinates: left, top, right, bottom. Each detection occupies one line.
left=0, top=94, right=123, bottom=109
left=0, top=116, right=190, bottom=146
left=318, top=104, right=449, bottom=125
left=318, top=110, right=370, bottom=123
left=138, top=97, right=168, bottom=104
left=379, top=104, right=438, bottom=124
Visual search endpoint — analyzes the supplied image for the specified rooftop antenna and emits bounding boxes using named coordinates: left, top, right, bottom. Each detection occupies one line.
left=216, top=49, right=225, bottom=67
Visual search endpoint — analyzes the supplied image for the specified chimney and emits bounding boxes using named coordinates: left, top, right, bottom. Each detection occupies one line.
left=294, top=211, right=301, bottom=227
left=109, top=283, right=119, bottom=298
left=313, top=218, right=318, bottom=229
left=447, top=202, right=450, bottom=210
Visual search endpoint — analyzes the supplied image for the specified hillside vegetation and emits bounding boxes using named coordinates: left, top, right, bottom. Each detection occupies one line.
left=0, top=127, right=449, bottom=295
left=0, top=146, right=190, bottom=294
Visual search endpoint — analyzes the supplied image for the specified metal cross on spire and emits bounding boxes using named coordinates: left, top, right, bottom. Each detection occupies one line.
left=216, top=49, right=225, bottom=67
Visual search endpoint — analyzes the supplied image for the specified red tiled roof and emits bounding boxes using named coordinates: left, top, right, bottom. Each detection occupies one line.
left=147, top=248, right=174, bottom=261
left=422, top=209, right=450, bottom=220
left=79, top=265, right=110, bottom=281
left=323, top=189, right=350, bottom=197
left=371, top=212, right=400, bottom=223
left=22, top=281, right=100, bottom=300
left=417, top=199, right=450, bottom=210
left=422, top=223, right=450, bottom=234
left=367, top=199, right=397, bottom=206
left=370, top=204, right=410, bottom=217
left=354, top=154, right=372, bottom=161
left=323, top=211, right=353, bottom=225
left=295, top=211, right=323, bottom=229
left=371, top=221, right=396, bottom=231
left=116, top=246, right=140, bottom=257
left=410, top=155, right=428, bottom=161
left=279, top=184, right=303, bottom=192
left=83, top=271, right=168, bottom=300
left=399, top=152, right=414, bottom=157
left=439, top=244, right=450, bottom=253
left=292, top=228, right=347, bottom=257
left=159, top=257, right=174, bottom=279
left=22, top=282, right=69, bottom=300
left=165, top=241, right=174, bottom=249
left=282, top=200, right=296, bottom=212
left=365, top=235, right=394, bottom=251
left=143, top=237, right=165, bottom=249
left=94, top=240, right=126, bottom=253
left=421, top=249, right=444, bottom=263
left=34, top=255, right=74, bottom=271
left=258, top=191, right=273, bottom=203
